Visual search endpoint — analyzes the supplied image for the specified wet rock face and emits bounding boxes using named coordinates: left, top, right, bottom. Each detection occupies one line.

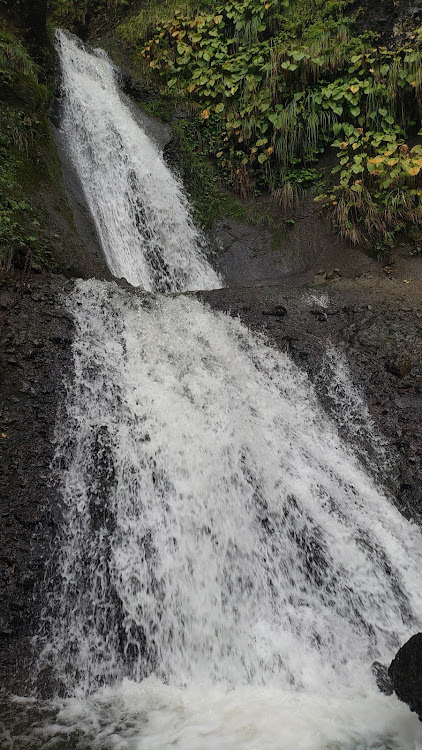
left=0, top=275, right=73, bottom=695
left=353, top=0, right=422, bottom=47
left=389, top=633, right=422, bottom=720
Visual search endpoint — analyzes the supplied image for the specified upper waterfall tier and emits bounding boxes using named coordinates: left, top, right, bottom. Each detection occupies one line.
left=55, top=30, right=222, bottom=292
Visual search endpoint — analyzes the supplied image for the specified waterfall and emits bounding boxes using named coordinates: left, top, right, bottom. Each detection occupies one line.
left=5, top=29, right=422, bottom=750
left=55, top=30, right=221, bottom=292
left=33, top=280, right=422, bottom=749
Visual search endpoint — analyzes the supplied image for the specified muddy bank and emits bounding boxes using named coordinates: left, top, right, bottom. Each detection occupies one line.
left=0, top=275, right=73, bottom=695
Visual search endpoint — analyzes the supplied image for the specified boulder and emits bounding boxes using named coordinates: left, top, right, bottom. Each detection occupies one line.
left=388, top=633, right=422, bottom=720
left=371, top=661, right=393, bottom=695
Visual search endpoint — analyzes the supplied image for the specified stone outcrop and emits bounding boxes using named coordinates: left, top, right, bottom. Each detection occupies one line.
left=389, top=633, right=422, bottom=720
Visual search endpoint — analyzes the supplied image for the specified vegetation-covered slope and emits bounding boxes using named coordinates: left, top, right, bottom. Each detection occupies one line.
left=118, top=0, right=422, bottom=247
left=0, top=4, right=102, bottom=276
left=0, top=18, right=56, bottom=271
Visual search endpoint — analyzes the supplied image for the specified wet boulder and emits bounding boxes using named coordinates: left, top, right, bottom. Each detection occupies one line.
left=371, top=661, right=393, bottom=696
left=388, top=633, right=422, bottom=720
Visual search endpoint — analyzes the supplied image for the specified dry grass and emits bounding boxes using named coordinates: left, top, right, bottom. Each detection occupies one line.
left=271, top=181, right=303, bottom=211
left=331, top=185, right=422, bottom=245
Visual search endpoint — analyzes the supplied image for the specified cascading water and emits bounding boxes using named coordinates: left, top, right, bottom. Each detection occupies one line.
left=54, top=30, right=221, bottom=292
left=32, top=280, right=422, bottom=749
left=3, top=29, right=422, bottom=750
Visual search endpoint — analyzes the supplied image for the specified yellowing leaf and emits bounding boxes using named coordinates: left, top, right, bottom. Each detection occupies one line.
left=350, top=84, right=360, bottom=93
left=214, top=15, right=223, bottom=23
left=408, top=166, right=420, bottom=176
left=266, top=146, right=274, bottom=156
left=201, top=108, right=210, bottom=119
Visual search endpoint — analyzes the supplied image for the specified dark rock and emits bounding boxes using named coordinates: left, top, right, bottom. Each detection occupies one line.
left=119, top=73, right=149, bottom=102
left=310, top=309, right=328, bottom=322
left=385, top=356, right=412, bottom=378
left=372, top=660, right=393, bottom=695
left=0, top=275, right=73, bottom=696
left=326, top=268, right=342, bottom=280
left=389, top=633, right=422, bottom=720
left=0, top=291, right=13, bottom=310
left=262, top=305, right=288, bottom=317
left=313, top=270, right=327, bottom=285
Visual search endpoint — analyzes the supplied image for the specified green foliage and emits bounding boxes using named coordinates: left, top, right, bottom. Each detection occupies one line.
left=315, top=128, right=422, bottom=244
left=0, top=28, right=48, bottom=106
left=0, top=107, right=55, bottom=272
left=167, top=119, right=245, bottom=227
left=121, top=0, right=422, bottom=244
left=121, top=0, right=361, bottom=190
left=51, top=0, right=130, bottom=28
left=0, top=26, right=56, bottom=272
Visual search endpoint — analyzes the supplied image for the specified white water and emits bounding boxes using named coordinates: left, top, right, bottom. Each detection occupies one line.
left=32, top=279, right=422, bottom=749
left=55, top=30, right=221, bottom=292
left=318, top=344, right=388, bottom=474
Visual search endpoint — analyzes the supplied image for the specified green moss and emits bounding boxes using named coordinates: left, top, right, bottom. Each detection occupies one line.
left=140, top=97, right=175, bottom=124
left=166, top=118, right=245, bottom=228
